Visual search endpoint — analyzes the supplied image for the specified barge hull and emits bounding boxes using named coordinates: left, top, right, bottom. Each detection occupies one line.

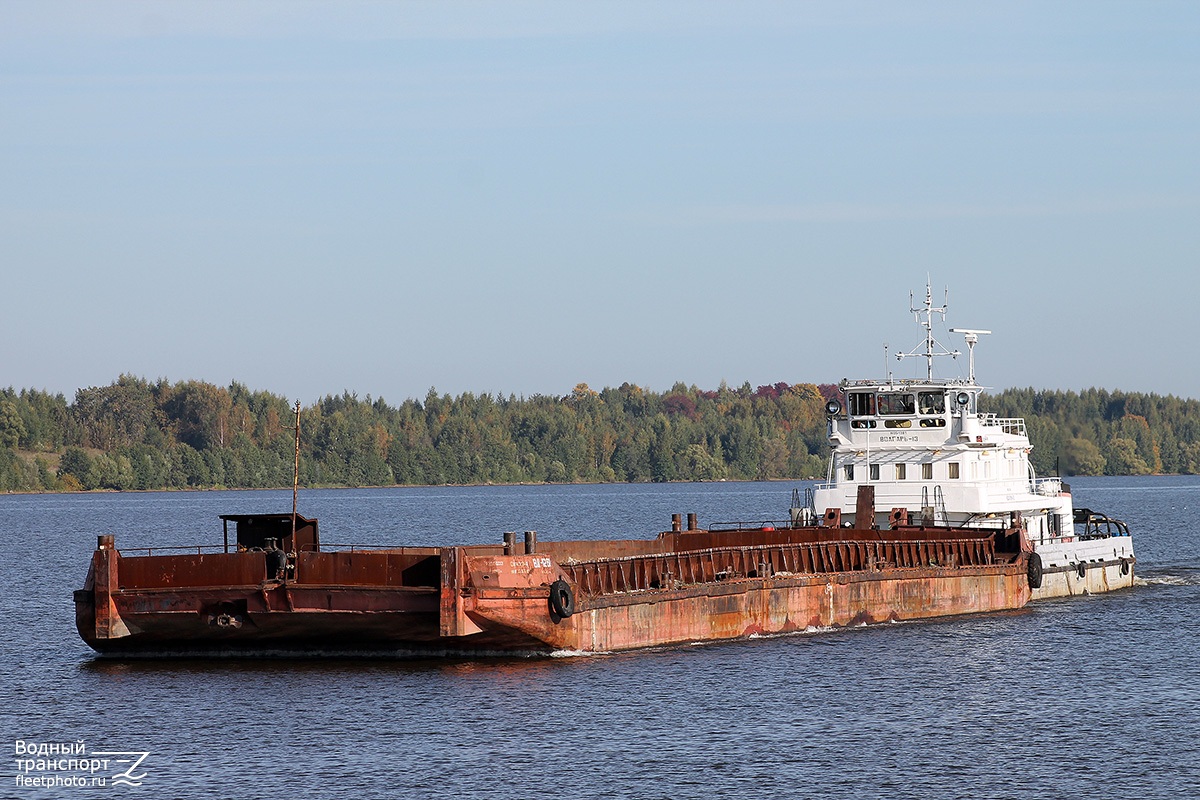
left=477, top=566, right=1029, bottom=654
left=76, top=527, right=1032, bottom=656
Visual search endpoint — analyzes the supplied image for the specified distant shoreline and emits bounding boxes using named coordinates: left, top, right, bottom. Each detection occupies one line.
left=2, top=473, right=1167, bottom=498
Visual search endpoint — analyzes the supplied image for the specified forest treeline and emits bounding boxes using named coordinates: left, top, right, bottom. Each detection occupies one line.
left=1, top=375, right=1198, bottom=492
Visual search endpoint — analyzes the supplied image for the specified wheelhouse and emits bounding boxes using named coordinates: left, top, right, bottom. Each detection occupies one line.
left=844, top=384, right=964, bottom=430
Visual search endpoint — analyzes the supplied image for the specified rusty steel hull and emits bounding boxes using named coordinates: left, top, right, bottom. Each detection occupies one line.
left=75, top=587, right=446, bottom=655
left=75, top=522, right=1034, bottom=657
left=75, top=566, right=1028, bottom=656
left=470, top=565, right=1030, bottom=654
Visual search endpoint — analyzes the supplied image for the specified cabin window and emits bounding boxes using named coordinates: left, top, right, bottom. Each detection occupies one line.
left=877, top=393, right=915, bottom=416
left=896, top=463, right=907, bottom=480
left=844, top=464, right=855, bottom=481
left=869, top=464, right=880, bottom=481
left=919, top=418, right=946, bottom=428
left=848, top=393, right=876, bottom=416
left=948, top=462, right=960, bottom=479
left=922, top=463, right=933, bottom=480
left=918, top=392, right=945, bottom=414
left=851, top=419, right=877, bottom=429
left=884, top=419, right=912, bottom=429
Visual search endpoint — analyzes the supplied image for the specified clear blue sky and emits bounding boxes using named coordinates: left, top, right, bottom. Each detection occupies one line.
left=3, top=2, right=1198, bottom=405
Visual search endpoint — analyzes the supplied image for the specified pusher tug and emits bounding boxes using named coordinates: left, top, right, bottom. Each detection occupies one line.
left=808, top=283, right=1134, bottom=599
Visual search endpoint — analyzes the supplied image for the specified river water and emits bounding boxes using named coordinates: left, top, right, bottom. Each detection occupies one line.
left=2, top=477, right=1197, bottom=799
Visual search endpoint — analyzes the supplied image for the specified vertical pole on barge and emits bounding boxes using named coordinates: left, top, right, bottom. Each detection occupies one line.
left=291, top=400, right=301, bottom=543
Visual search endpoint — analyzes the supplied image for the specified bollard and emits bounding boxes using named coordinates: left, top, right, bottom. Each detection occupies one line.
left=97, top=534, right=115, bottom=550
left=503, top=531, right=517, bottom=555
left=671, top=513, right=682, bottom=532
left=524, top=530, right=537, bottom=554
left=687, top=513, right=698, bottom=531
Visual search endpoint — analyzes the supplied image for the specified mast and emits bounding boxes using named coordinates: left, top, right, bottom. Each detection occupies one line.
left=291, top=400, right=301, bottom=541
left=896, top=280, right=960, bottom=379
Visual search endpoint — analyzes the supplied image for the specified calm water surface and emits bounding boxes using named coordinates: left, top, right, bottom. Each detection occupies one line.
left=2, top=478, right=1198, bottom=799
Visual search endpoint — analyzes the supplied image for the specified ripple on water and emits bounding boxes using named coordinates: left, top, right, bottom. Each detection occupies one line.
left=2, top=478, right=1198, bottom=800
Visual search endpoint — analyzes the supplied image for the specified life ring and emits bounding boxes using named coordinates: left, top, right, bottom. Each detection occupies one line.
left=548, top=580, right=575, bottom=618
left=1026, top=552, right=1043, bottom=589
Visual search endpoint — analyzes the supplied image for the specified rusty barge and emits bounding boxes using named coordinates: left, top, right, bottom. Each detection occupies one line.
left=75, top=486, right=1038, bottom=657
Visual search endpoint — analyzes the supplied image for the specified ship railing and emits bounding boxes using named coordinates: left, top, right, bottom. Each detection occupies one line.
left=978, top=414, right=1026, bottom=437
left=1032, top=477, right=1063, bottom=496
left=563, top=536, right=997, bottom=597
left=319, top=543, right=441, bottom=552
left=708, top=520, right=795, bottom=531
left=1073, top=509, right=1132, bottom=539
left=116, top=544, right=231, bottom=557
left=115, top=542, right=430, bottom=557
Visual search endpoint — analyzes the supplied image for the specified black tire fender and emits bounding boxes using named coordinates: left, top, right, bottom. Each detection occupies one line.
left=1027, top=552, right=1043, bottom=590
left=548, top=579, right=575, bottom=618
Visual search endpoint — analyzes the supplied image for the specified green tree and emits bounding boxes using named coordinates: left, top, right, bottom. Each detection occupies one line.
left=682, top=443, right=727, bottom=481
left=1062, top=437, right=1106, bottom=476
left=0, top=401, right=26, bottom=449
left=58, top=447, right=93, bottom=484
left=73, top=375, right=159, bottom=449
left=1104, top=436, right=1150, bottom=475
left=163, top=381, right=235, bottom=450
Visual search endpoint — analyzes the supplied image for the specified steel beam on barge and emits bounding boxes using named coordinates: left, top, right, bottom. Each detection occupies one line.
left=440, top=547, right=484, bottom=637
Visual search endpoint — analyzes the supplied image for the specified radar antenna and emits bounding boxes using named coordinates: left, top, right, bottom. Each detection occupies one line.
left=896, top=280, right=960, bottom=380
left=949, top=328, right=991, bottom=383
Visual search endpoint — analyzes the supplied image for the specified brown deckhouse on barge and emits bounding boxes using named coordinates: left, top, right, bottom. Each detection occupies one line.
left=75, top=485, right=1038, bottom=657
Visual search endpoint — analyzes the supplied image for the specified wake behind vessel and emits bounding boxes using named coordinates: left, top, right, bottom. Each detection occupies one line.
left=808, top=283, right=1134, bottom=599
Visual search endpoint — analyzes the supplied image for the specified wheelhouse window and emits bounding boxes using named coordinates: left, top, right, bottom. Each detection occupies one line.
left=918, top=392, right=945, bottom=414
left=869, top=464, right=880, bottom=481
left=848, top=393, right=876, bottom=416
left=877, top=393, right=915, bottom=416
left=844, top=464, right=855, bottom=481
left=922, top=463, right=933, bottom=480
left=896, top=463, right=907, bottom=480
left=948, top=462, right=960, bottom=479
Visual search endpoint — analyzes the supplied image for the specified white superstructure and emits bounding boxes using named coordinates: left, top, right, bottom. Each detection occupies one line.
left=808, top=283, right=1134, bottom=599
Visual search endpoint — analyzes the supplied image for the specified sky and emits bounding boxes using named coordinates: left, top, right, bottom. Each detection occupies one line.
left=3, top=1, right=1199, bottom=405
